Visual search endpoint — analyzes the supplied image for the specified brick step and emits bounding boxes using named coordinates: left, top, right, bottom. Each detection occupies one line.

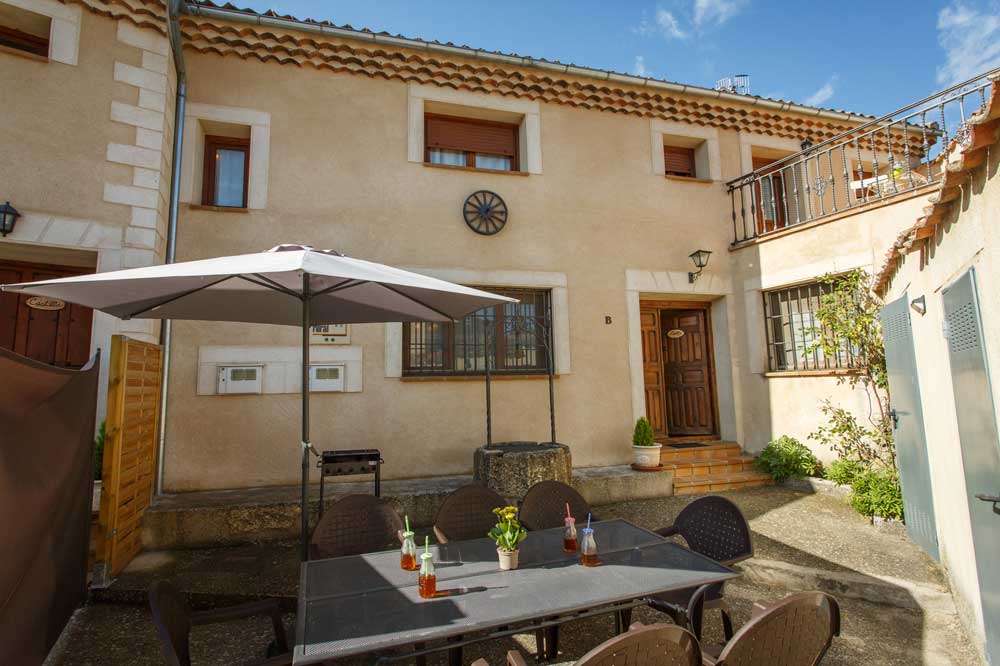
left=673, top=470, right=774, bottom=495
left=666, top=455, right=758, bottom=479
left=660, top=441, right=741, bottom=464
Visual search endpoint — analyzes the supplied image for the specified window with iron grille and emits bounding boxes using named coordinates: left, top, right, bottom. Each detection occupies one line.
left=403, top=287, right=551, bottom=376
left=762, top=281, right=856, bottom=372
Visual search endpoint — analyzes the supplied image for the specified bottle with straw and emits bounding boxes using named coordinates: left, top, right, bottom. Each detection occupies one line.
left=580, top=513, right=598, bottom=566
left=562, top=502, right=578, bottom=552
left=400, top=515, right=418, bottom=571
left=418, top=535, right=436, bottom=598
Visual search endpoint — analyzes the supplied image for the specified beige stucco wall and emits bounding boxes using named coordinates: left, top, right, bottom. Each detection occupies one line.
left=881, top=145, right=1000, bottom=656
left=729, top=191, right=936, bottom=458
left=0, top=4, right=174, bottom=419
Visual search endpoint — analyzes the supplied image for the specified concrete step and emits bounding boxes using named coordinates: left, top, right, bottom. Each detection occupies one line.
left=673, top=469, right=774, bottom=495
left=667, top=455, right=758, bottom=478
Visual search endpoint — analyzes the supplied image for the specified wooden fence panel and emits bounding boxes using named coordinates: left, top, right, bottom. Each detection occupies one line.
left=95, top=335, right=162, bottom=577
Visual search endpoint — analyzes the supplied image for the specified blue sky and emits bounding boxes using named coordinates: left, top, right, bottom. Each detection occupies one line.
left=235, top=0, right=1000, bottom=116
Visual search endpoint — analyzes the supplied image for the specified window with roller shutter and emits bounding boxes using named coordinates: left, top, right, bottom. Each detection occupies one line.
left=424, top=113, right=520, bottom=172
left=663, top=145, right=696, bottom=178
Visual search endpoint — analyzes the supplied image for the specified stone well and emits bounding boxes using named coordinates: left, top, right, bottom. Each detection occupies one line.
left=473, top=441, right=572, bottom=500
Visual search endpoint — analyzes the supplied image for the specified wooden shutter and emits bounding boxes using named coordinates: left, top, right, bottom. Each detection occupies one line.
left=664, top=145, right=695, bottom=177
left=425, top=114, right=517, bottom=156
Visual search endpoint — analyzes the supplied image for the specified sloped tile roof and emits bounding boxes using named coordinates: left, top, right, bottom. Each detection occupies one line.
left=873, top=76, right=1000, bottom=296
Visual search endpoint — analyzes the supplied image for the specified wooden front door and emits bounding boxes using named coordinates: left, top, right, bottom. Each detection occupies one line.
left=0, top=259, right=93, bottom=367
left=661, top=308, right=716, bottom=436
left=640, top=307, right=667, bottom=436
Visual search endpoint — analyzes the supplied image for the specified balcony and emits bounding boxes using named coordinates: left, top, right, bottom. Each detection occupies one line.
left=727, top=69, right=998, bottom=245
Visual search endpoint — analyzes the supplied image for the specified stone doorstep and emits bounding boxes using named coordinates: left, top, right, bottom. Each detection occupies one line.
left=673, top=471, right=774, bottom=495
left=659, top=442, right=742, bottom=464
left=142, top=464, right=674, bottom=550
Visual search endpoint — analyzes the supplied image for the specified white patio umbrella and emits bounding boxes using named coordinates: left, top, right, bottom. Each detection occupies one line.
left=1, top=244, right=516, bottom=560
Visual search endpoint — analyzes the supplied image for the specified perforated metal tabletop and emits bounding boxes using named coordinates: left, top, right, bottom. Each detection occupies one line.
left=293, top=519, right=737, bottom=664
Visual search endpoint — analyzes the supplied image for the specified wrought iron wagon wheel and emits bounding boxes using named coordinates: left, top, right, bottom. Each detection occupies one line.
left=463, top=191, right=508, bottom=235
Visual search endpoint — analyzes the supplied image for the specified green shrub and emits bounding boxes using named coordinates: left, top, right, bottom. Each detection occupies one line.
left=824, top=458, right=864, bottom=486
left=849, top=469, right=904, bottom=520
left=93, top=421, right=106, bottom=481
left=632, top=417, right=655, bottom=447
left=755, top=436, right=820, bottom=482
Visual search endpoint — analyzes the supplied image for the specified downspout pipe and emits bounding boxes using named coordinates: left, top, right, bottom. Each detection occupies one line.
left=155, top=0, right=187, bottom=495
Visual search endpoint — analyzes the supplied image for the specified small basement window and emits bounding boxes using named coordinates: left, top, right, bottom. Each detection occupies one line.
left=425, top=113, right=519, bottom=172
left=216, top=365, right=263, bottom=394
left=202, top=134, right=250, bottom=208
left=0, top=3, right=51, bottom=58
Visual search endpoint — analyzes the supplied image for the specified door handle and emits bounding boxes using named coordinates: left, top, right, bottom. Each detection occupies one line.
left=976, top=493, right=1000, bottom=515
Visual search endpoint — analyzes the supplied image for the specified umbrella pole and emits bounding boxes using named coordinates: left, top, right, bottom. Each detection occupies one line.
left=300, top=274, right=311, bottom=562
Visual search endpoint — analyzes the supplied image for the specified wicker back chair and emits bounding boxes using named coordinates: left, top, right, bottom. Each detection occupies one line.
left=310, top=493, right=403, bottom=560
left=656, top=495, right=753, bottom=565
left=706, top=591, right=840, bottom=666
left=473, top=624, right=700, bottom=666
left=433, top=484, right=507, bottom=543
left=148, top=581, right=290, bottom=666
left=519, top=480, right=592, bottom=530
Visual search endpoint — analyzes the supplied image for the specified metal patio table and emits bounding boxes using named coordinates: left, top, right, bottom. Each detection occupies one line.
left=293, top=519, right=738, bottom=665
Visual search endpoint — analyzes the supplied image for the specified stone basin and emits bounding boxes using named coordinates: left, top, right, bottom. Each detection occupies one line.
left=473, top=441, right=572, bottom=500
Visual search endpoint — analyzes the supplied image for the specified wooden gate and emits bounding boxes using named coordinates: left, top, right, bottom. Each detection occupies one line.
left=95, top=335, right=162, bottom=577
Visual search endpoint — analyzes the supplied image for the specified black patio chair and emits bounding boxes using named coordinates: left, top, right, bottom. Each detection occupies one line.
left=148, top=580, right=290, bottom=666
left=648, top=495, right=753, bottom=640
left=433, top=484, right=507, bottom=543
left=310, top=493, right=403, bottom=560
left=519, top=480, right=594, bottom=530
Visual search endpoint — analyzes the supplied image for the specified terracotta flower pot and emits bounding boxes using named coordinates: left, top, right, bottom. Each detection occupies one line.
left=497, top=548, right=519, bottom=570
left=632, top=443, right=663, bottom=468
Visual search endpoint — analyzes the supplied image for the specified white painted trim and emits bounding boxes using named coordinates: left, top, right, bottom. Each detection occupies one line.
left=625, top=268, right=732, bottom=296
left=4, top=0, right=81, bottom=65
left=180, top=103, right=271, bottom=209
left=196, top=345, right=363, bottom=395
left=650, top=119, right=722, bottom=181
left=407, top=82, right=543, bottom=174
left=384, top=268, right=569, bottom=376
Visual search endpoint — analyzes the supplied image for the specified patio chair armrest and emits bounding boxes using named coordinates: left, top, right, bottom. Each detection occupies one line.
left=192, top=598, right=289, bottom=653
left=654, top=525, right=679, bottom=537
left=506, top=649, right=530, bottom=666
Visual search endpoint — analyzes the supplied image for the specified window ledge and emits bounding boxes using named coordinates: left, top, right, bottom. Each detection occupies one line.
left=400, top=373, right=557, bottom=382
left=422, top=162, right=529, bottom=177
left=0, top=44, right=49, bottom=63
left=665, top=174, right=715, bottom=185
left=187, top=204, right=250, bottom=214
left=765, top=369, right=861, bottom=378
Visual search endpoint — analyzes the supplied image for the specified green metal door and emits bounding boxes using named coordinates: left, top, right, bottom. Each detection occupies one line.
left=881, top=293, right=939, bottom=560
left=943, top=268, right=1000, bottom=665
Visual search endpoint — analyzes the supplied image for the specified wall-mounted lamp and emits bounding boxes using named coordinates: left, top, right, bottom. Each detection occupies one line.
left=800, top=138, right=814, bottom=152
left=0, top=201, right=19, bottom=238
left=688, top=249, right=712, bottom=283
left=910, top=295, right=927, bottom=316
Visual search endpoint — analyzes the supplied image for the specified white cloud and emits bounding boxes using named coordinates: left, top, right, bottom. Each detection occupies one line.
left=693, top=0, right=747, bottom=28
left=804, top=76, right=838, bottom=107
left=936, top=1, right=1000, bottom=85
left=633, top=9, right=688, bottom=40
left=633, top=56, right=650, bottom=77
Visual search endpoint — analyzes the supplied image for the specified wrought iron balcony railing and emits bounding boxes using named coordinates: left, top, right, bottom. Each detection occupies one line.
left=728, top=68, right=998, bottom=244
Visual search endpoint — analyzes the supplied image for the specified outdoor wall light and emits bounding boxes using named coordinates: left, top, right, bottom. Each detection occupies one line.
left=800, top=138, right=814, bottom=152
left=688, top=249, right=712, bottom=283
left=0, top=201, right=19, bottom=237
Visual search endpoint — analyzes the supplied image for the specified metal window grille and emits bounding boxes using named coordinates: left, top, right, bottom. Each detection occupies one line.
left=762, top=281, right=856, bottom=372
left=403, top=287, right=550, bottom=376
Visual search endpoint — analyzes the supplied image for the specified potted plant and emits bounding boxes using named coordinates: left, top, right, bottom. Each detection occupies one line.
left=632, top=417, right=662, bottom=468
left=488, top=505, right=527, bottom=570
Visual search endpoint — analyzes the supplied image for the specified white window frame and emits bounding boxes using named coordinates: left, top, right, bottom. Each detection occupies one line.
left=407, top=82, right=543, bottom=174
left=0, top=0, right=80, bottom=65
left=651, top=119, right=721, bottom=181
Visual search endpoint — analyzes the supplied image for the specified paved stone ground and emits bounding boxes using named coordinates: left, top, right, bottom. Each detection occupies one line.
left=51, top=486, right=983, bottom=666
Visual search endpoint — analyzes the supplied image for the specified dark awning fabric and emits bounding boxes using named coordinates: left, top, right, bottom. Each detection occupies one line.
left=0, top=348, right=99, bottom=666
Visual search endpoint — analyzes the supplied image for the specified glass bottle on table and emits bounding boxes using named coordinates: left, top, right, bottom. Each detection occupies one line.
left=563, top=516, right=578, bottom=552
left=418, top=550, right=437, bottom=598
left=400, top=530, right=418, bottom=571
left=580, top=527, right=599, bottom=567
